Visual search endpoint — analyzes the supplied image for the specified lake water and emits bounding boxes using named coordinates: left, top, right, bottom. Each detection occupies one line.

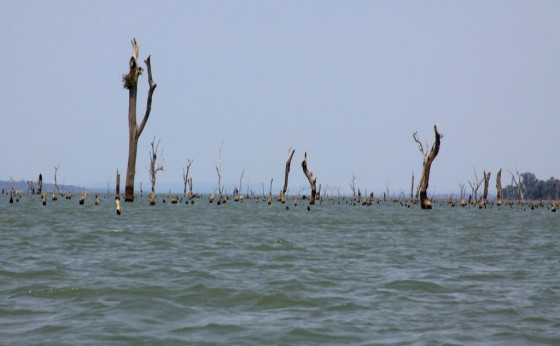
left=1, top=194, right=559, bottom=345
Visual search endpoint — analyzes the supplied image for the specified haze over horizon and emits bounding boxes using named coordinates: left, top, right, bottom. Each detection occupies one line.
left=2, top=1, right=559, bottom=196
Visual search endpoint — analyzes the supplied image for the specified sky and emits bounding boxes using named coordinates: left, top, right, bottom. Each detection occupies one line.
left=1, top=1, right=559, bottom=196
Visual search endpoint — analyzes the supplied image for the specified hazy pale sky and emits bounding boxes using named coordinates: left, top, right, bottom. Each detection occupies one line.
left=1, top=1, right=559, bottom=195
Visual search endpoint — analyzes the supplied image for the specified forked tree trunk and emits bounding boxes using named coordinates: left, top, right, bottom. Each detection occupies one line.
left=183, top=159, right=192, bottom=197
left=479, top=170, right=491, bottom=208
left=413, top=125, right=442, bottom=209
left=123, top=38, right=157, bottom=202
left=301, top=152, right=317, bottom=205
left=279, top=147, right=295, bottom=203
left=459, top=183, right=467, bottom=207
left=148, top=137, right=164, bottom=206
left=496, top=168, right=503, bottom=206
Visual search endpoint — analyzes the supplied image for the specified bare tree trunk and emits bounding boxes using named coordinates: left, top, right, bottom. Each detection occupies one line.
left=183, top=159, right=192, bottom=197
left=496, top=168, right=503, bottom=206
left=267, top=178, right=273, bottom=205
left=27, top=181, right=35, bottom=194
left=116, top=169, right=121, bottom=199
left=349, top=174, right=357, bottom=201
left=468, top=169, right=483, bottom=205
left=459, top=183, right=467, bottom=207
left=479, top=170, right=491, bottom=208
left=188, top=177, right=195, bottom=200
left=410, top=171, right=414, bottom=200
left=413, top=125, right=442, bottom=209
left=53, top=164, right=60, bottom=200
left=280, top=147, right=295, bottom=203
left=216, top=140, right=225, bottom=204
left=148, top=137, right=164, bottom=205
left=301, top=152, right=317, bottom=205
left=235, top=169, right=245, bottom=202
left=37, top=174, right=42, bottom=195
left=123, top=38, right=157, bottom=202
left=509, top=170, right=525, bottom=205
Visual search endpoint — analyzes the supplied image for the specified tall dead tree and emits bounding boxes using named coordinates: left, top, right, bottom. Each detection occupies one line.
left=52, top=164, right=61, bottom=200
left=301, top=152, right=317, bottom=205
left=509, top=169, right=525, bottom=205
left=349, top=174, right=357, bottom=200
left=183, top=159, right=193, bottom=197
left=123, top=38, right=157, bottom=202
left=279, top=147, right=295, bottom=203
left=412, top=125, right=442, bottom=209
left=468, top=169, right=483, bottom=205
left=148, top=137, right=164, bottom=205
left=459, top=183, right=467, bottom=207
left=496, top=168, right=503, bottom=206
left=37, top=174, right=42, bottom=195
left=479, top=170, right=491, bottom=208
left=215, top=140, right=225, bottom=203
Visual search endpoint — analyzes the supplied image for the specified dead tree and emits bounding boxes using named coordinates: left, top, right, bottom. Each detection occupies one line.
left=496, top=168, right=503, bottom=206
left=267, top=178, right=273, bottom=205
left=116, top=169, right=121, bottom=200
left=123, top=38, right=157, bottom=202
left=235, top=169, right=245, bottom=202
left=215, top=140, right=225, bottom=203
left=183, top=159, right=193, bottom=197
left=468, top=169, right=483, bottom=205
left=459, top=183, right=467, bottom=207
left=412, top=125, right=442, bottom=209
left=279, top=147, right=295, bottom=203
left=349, top=174, right=357, bottom=200
left=53, top=164, right=61, bottom=200
left=479, top=170, right=491, bottom=208
left=301, top=152, right=317, bottom=205
left=148, top=137, right=164, bottom=205
left=27, top=181, right=35, bottom=194
left=410, top=171, right=414, bottom=200
left=37, top=174, right=42, bottom=195
left=187, top=177, right=196, bottom=199
left=509, top=169, right=525, bottom=205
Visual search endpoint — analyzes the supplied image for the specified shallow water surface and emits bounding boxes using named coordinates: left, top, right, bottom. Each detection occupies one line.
left=1, top=195, right=559, bottom=345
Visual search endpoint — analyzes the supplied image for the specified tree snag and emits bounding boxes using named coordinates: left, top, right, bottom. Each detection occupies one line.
left=479, top=170, right=491, bottom=208
left=37, top=174, right=43, bottom=195
left=148, top=137, right=164, bottom=205
left=183, top=159, right=193, bottom=197
left=508, top=169, right=525, bottom=205
left=349, top=174, right=357, bottom=201
left=459, top=183, right=467, bottom=207
left=496, top=168, right=503, bottom=206
left=412, top=125, right=442, bottom=209
left=267, top=178, right=273, bottom=205
left=123, top=38, right=157, bottom=202
left=468, top=169, right=483, bottom=205
left=301, top=152, right=317, bottom=205
left=279, top=147, right=295, bottom=203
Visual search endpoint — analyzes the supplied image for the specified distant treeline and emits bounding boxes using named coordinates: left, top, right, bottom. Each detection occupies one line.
left=0, top=180, right=85, bottom=194
left=502, top=172, right=560, bottom=200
